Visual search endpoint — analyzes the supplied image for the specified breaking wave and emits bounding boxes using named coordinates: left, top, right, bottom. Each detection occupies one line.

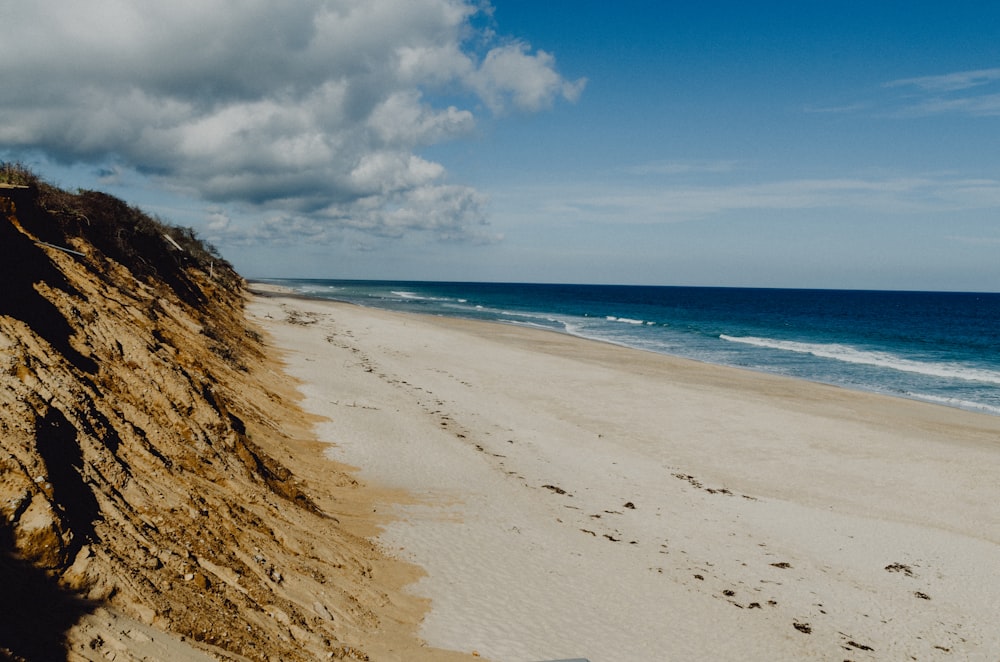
left=720, top=335, right=1000, bottom=385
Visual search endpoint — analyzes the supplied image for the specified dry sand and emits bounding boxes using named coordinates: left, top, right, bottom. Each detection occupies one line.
left=248, top=287, right=1000, bottom=661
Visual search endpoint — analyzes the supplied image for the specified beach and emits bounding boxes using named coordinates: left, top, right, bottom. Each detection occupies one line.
left=248, top=286, right=1000, bottom=661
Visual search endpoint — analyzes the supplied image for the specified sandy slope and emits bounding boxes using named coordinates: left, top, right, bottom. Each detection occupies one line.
left=1, top=190, right=470, bottom=661
left=250, top=288, right=1000, bottom=662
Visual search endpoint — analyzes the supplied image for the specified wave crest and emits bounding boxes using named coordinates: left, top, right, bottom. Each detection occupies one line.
left=720, top=335, right=1000, bottom=385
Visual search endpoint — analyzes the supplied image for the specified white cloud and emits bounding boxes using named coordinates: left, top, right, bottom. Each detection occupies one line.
left=348, top=152, right=445, bottom=195
left=885, top=68, right=1000, bottom=92
left=880, top=67, right=1000, bottom=117
left=344, top=184, right=497, bottom=241
left=206, top=210, right=232, bottom=232
left=367, top=91, right=475, bottom=146
left=0, top=0, right=581, bottom=243
left=505, top=175, right=1000, bottom=225
left=468, top=41, right=587, bottom=112
left=808, top=67, right=1000, bottom=118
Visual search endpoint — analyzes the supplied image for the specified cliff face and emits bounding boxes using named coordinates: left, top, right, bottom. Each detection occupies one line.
left=0, top=174, right=432, bottom=661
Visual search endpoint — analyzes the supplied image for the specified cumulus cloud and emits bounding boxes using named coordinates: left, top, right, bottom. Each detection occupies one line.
left=469, top=41, right=587, bottom=112
left=0, top=0, right=583, bottom=242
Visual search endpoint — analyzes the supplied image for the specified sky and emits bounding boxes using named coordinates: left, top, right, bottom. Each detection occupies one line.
left=2, top=1, right=999, bottom=291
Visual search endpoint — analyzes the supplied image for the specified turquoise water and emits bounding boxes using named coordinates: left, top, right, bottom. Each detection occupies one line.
left=263, top=279, right=1000, bottom=416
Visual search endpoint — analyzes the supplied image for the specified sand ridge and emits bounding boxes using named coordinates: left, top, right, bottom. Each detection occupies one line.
left=250, top=288, right=1000, bottom=661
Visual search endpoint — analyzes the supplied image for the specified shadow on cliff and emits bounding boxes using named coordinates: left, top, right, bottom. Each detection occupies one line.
left=0, top=199, right=96, bottom=375
left=0, top=195, right=100, bottom=659
left=0, top=526, right=96, bottom=661
left=35, top=406, right=102, bottom=567
left=0, top=377, right=101, bottom=662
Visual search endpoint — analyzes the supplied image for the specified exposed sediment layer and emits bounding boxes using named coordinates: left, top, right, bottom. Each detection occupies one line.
left=0, top=180, right=467, bottom=661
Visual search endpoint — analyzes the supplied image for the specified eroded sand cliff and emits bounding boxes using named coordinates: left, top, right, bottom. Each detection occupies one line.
left=0, top=174, right=455, bottom=661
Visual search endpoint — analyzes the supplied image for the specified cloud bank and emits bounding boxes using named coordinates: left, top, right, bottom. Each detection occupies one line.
left=0, top=0, right=584, bottom=242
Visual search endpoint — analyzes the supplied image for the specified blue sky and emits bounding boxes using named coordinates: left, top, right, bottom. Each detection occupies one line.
left=2, top=1, right=999, bottom=290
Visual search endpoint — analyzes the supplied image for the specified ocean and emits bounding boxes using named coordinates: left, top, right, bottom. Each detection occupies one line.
left=262, top=279, right=1000, bottom=416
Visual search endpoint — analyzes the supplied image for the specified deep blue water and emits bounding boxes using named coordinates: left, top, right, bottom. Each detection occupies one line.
left=262, top=279, right=1000, bottom=416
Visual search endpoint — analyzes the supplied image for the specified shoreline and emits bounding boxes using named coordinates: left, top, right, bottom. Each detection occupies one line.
left=248, top=281, right=1000, bottom=419
left=248, top=286, right=1000, bottom=660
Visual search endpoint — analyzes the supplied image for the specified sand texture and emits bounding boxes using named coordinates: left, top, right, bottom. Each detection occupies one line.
left=250, top=288, right=1000, bottom=662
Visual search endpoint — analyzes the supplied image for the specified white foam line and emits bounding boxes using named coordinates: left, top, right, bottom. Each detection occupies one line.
left=721, top=335, right=1000, bottom=385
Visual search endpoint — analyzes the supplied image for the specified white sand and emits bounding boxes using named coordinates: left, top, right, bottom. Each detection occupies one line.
left=248, top=290, right=1000, bottom=661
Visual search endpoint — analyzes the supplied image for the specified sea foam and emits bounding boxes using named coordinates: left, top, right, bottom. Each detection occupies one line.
left=720, top=335, right=1000, bottom=385
left=905, top=393, right=1000, bottom=416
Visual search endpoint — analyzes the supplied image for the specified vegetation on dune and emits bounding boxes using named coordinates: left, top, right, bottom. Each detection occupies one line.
left=0, top=161, right=242, bottom=303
